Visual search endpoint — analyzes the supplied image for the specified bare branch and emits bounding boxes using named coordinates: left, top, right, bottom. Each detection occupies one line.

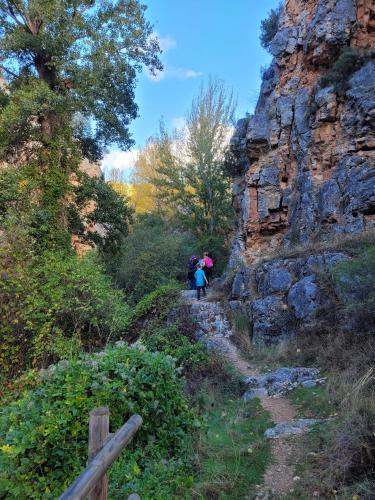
left=0, top=64, right=19, bottom=79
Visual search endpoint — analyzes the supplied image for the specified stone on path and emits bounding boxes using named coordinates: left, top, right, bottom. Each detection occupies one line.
left=265, top=419, right=320, bottom=439
left=244, top=367, right=325, bottom=396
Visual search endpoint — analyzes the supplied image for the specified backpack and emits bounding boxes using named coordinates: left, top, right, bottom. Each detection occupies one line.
left=204, top=256, right=214, bottom=268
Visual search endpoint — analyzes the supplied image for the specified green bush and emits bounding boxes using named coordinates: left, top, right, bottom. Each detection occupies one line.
left=0, top=230, right=130, bottom=379
left=140, top=324, right=209, bottom=377
left=260, top=3, right=282, bottom=51
left=125, top=283, right=182, bottom=339
left=0, top=344, right=197, bottom=499
left=319, top=48, right=375, bottom=95
left=114, top=213, right=196, bottom=302
left=71, top=174, right=134, bottom=258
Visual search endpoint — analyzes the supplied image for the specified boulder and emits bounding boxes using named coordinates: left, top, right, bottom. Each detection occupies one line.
left=288, top=275, right=320, bottom=320
left=231, top=266, right=253, bottom=300
left=256, top=265, right=293, bottom=295
left=243, top=388, right=268, bottom=401
left=252, top=296, right=294, bottom=345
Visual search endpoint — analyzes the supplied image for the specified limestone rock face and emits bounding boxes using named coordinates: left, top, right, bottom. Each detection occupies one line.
left=228, top=0, right=375, bottom=345
left=230, top=0, right=375, bottom=259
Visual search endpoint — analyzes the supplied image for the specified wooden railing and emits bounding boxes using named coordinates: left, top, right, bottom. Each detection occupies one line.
left=59, top=407, right=142, bottom=500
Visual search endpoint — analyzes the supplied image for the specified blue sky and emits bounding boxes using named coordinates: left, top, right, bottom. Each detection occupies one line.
left=102, top=0, right=279, bottom=177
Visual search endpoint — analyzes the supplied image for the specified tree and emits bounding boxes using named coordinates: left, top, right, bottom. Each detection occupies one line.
left=260, top=3, right=283, bottom=52
left=150, top=78, right=236, bottom=237
left=0, top=1, right=159, bottom=253
left=0, top=0, right=162, bottom=159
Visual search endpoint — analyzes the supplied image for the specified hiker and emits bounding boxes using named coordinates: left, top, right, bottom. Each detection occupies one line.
left=194, top=264, right=208, bottom=300
left=187, top=255, right=198, bottom=290
left=202, top=251, right=214, bottom=284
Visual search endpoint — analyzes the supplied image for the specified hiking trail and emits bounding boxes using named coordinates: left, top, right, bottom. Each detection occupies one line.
left=182, top=288, right=303, bottom=498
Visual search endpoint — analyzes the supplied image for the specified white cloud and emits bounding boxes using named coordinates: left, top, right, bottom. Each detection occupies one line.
left=171, top=117, right=186, bottom=131
left=101, top=149, right=139, bottom=181
left=148, top=68, right=167, bottom=82
left=158, top=34, right=177, bottom=52
left=147, top=32, right=202, bottom=83
left=147, top=66, right=203, bottom=82
left=170, top=67, right=203, bottom=79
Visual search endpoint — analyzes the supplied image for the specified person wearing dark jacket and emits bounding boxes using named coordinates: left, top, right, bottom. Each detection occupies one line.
left=187, top=255, right=198, bottom=290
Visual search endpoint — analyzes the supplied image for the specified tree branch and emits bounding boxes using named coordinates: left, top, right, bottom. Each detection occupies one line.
left=0, top=64, right=19, bottom=79
left=7, top=0, right=28, bottom=28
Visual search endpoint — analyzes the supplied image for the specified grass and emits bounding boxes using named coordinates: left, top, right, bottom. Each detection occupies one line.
left=231, top=311, right=253, bottom=357
left=243, top=343, right=294, bottom=371
left=255, top=229, right=375, bottom=265
left=192, top=378, right=272, bottom=499
left=287, top=385, right=336, bottom=419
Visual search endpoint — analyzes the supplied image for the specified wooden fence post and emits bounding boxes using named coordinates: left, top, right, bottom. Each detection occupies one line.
left=88, top=407, right=109, bottom=500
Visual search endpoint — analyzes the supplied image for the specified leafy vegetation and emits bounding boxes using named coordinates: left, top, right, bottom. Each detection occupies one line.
left=149, top=78, right=235, bottom=237
left=0, top=2, right=241, bottom=498
left=113, top=214, right=194, bottom=302
left=0, top=0, right=161, bottom=157
left=260, top=3, right=283, bottom=52
left=140, top=323, right=209, bottom=378
left=127, top=78, right=235, bottom=268
left=319, top=47, right=375, bottom=95
left=0, top=232, right=130, bottom=380
left=192, top=376, right=272, bottom=498
left=333, top=245, right=375, bottom=323
left=71, top=174, right=134, bottom=258
left=0, top=344, right=197, bottom=499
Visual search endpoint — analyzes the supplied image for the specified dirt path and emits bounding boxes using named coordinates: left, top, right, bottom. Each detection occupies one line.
left=216, top=336, right=297, bottom=498
left=184, top=290, right=300, bottom=497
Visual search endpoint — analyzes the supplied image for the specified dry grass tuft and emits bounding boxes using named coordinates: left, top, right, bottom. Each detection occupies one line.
left=257, top=229, right=375, bottom=265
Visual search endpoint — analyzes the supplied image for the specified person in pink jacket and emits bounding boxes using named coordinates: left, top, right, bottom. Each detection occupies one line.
left=202, top=251, right=214, bottom=284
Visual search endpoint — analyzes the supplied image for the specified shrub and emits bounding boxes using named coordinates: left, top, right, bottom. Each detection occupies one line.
left=125, top=283, right=182, bottom=339
left=0, top=231, right=130, bottom=379
left=140, top=324, right=209, bottom=378
left=319, top=48, right=375, bottom=95
left=71, top=174, right=134, bottom=258
left=260, top=3, right=283, bottom=51
left=114, top=214, right=196, bottom=302
left=0, top=344, right=197, bottom=499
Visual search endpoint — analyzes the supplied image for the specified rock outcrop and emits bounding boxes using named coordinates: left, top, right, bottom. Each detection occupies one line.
left=71, top=159, right=104, bottom=255
left=229, top=0, right=375, bottom=344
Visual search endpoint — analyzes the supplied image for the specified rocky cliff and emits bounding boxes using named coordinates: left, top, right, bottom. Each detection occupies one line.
left=229, top=0, right=375, bottom=344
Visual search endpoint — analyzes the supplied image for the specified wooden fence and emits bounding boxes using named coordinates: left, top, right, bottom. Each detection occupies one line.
left=59, top=407, right=142, bottom=500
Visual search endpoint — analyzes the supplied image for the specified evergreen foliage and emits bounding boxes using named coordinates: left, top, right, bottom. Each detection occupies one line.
left=319, top=48, right=375, bottom=95
left=113, top=214, right=195, bottom=302
left=0, top=228, right=130, bottom=379
left=260, top=3, right=282, bottom=51
left=71, top=173, right=134, bottom=257
left=0, top=0, right=157, bottom=258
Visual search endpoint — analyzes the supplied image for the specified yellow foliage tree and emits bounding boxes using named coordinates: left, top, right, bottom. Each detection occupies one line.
left=108, top=180, right=156, bottom=214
